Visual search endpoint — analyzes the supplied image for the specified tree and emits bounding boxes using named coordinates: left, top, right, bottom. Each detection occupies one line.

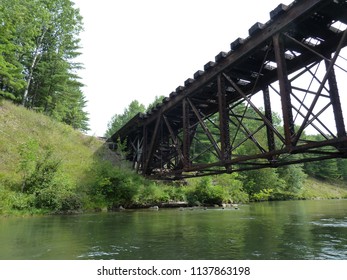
left=105, top=100, right=146, bottom=137
left=146, top=95, right=165, bottom=111
left=25, top=0, right=87, bottom=129
left=0, top=0, right=88, bottom=130
left=277, top=164, right=307, bottom=193
left=241, top=168, right=285, bottom=200
left=0, top=0, right=29, bottom=100
left=337, top=159, right=347, bottom=182
left=303, top=134, right=342, bottom=181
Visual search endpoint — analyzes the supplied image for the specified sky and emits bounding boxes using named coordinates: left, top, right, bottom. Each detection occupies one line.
left=72, top=0, right=346, bottom=137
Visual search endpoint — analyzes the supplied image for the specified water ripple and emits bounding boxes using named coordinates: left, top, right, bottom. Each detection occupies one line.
left=310, top=218, right=347, bottom=228
left=77, top=244, right=140, bottom=259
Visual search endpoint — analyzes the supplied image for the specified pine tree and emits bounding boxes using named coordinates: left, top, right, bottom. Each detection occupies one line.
left=0, top=0, right=89, bottom=130
left=0, top=0, right=29, bottom=100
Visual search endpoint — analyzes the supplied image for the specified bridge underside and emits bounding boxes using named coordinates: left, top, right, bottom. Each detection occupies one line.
left=108, top=0, right=347, bottom=180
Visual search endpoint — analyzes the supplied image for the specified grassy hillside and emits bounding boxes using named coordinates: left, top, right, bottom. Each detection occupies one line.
left=0, top=100, right=102, bottom=187
left=0, top=100, right=117, bottom=214
left=301, top=177, right=347, bottom=199
left=1, top=100, right=346, bottom=215
left=0, top=100, right=176, bottom=214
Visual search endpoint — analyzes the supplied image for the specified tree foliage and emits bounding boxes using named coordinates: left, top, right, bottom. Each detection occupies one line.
left=303, top=135, right=347, bottom=181
left=0, top=0, right=88, bottom=130
left=146, top=95, right=165, bottom=111
left=105, top=100, right=146, bottom=137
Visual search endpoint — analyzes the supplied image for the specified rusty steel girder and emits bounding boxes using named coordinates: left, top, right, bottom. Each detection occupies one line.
left=108, top=0, right=347, bottom=180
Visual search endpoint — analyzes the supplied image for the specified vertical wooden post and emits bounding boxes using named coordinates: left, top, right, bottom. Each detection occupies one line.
left=141, top=125, right=147, bottom=174
left=263, top=86, right=276, bottom=152
left=325, top=56, right=346, bottom=138
left=217, top=74, right=231, bottom=171
left=182, top=98, right=191, bottom=169
left=135, top=136, right=143, bottom=173
left=143, top=116, right=161, bottom=175
left=273, top=33, right=295, bottom=147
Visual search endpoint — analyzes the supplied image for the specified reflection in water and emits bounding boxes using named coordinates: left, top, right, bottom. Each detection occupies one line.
left=0, top=200, right=346, bottom=260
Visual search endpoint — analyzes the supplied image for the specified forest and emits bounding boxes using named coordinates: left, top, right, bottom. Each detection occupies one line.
left=1, top=1, right=347, bottom=215
left=0, top=0, right=88, bottom=130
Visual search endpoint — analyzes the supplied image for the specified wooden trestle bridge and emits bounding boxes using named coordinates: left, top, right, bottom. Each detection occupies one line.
left=108, top=0, right=347, bottom=180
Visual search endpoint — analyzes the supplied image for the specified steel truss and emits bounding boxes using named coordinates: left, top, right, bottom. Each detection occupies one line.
left=108, top=0, right=347, bottom=180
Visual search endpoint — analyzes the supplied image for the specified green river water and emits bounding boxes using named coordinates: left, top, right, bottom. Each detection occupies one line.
left=0, top=200, right=346, bottom=260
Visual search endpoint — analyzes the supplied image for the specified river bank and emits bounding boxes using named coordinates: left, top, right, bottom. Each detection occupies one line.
left=1, top=100, right=347, bottom=216
left=1, top=199, right=347, bottom=260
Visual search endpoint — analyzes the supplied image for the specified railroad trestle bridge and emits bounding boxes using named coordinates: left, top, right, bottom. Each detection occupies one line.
left=108, top=0, right=347, bottom=180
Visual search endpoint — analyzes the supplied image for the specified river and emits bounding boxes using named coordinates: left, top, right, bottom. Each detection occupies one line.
left=0, top=200, right=346, bottom=260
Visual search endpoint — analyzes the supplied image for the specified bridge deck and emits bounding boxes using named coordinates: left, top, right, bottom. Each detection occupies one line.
left=108, top=0, right=347, bottom=179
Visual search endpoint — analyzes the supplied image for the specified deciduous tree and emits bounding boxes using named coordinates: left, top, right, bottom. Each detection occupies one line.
left=105, top=100, right=146, bottom=137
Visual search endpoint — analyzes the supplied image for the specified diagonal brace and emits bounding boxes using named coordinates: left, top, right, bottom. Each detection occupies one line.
left=293, top=29, right=347, bottom=145
left=187, top=98, right=222, bottom=159
left=222, top=72, right=286, bottom=144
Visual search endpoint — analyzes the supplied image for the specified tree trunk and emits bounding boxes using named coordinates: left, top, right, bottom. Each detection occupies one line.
left=22, top=28, right=46, bottom=106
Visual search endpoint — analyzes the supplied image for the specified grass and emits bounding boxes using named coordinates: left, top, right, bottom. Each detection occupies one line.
left=1, top=100, right=346, bottom=215
left=0, top=100, right=114, bottom=214
left=0, top=100, right=103, bottom=188
left=301, top=177, right=347, bottom=199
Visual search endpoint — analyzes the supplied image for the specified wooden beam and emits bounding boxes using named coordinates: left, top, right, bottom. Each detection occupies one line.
left=263, top=86, right=276, bottom=153
left=217, top=74, right=231, bottom=166
left=163, top=115, right=184, bottom=163
left=223, top=73, right=286, bottom=144
left=182, top=98, right=191, bottom=169
left=273, top=33, right=295, bottom=147
left=293, top=29, right=347, bottom=145
left=187, top=98, right=222, bottom=159
left=143, top=116, right=162, bottom=175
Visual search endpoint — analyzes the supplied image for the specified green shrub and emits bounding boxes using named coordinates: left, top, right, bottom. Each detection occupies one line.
left=194, top=177, right=212, bottom=204
left=23, top=149, right=61, bottom=194
left=34, top=186, right=82, bottom=212
left=18, top=142, right=82, bottom=212
left=140, top=183, right=170, bottom=205
left=252, top=189, right=273, bottom=201
left=9, top=192, right=35, bottom=211
left=18, top=139, right=39, bottom=192
left=34, top=187, right=61, bottom=210
left=164, top=185, right=187, bottom=202
left=207, top=185, right=229, bottom=205
left=59, top=192, right=82, bottom=212
left=0, top=185, right=11, bottom=213
left=212, top=173, right=248, bottom=203
left=91, top=162, right=141, bottom=209
left=185, top=187, right=200, bottom=206
left=187, top=177, right=230, bottom=206
left=269, top=190, right=297, bottom=201
left=229, top=188, right=249, bottom=203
